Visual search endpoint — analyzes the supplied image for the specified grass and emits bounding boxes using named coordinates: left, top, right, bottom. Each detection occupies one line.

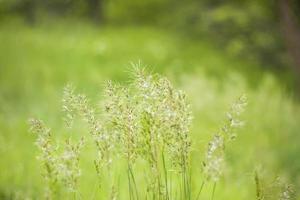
left=0, top=18, right=300, bottom=199
left=28, top=68, right=248, bottom=200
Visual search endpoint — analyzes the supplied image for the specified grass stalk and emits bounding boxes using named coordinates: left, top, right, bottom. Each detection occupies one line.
left=195, top=180, right=205, bottom=200
left=127, top=163, right=133, bottom=200
left=129, top=165, right=139, bottom=200
left=211, top=182, right=216, bottom=200
left=162, top=151, right=169, bottom=200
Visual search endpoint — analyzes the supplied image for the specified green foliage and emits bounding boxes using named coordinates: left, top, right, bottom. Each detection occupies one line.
left=0, top=0, right=296, bottom=70
left=0, top=21, right=299, bottom=199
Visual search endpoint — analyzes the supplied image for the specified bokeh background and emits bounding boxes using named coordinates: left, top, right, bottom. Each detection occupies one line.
left=0, top=0, right=300, bottom=199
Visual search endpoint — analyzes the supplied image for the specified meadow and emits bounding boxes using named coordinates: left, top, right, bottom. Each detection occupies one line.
left=0, top=18, right=300, bottom=199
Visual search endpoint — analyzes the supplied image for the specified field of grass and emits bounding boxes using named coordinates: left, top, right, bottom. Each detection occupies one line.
left=0, top=18, right=300, bottom=199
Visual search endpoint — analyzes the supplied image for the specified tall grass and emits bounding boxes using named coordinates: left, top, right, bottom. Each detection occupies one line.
left=254, top=170, right=294, bottom=200
left=28, top=66, right=293, bottom=200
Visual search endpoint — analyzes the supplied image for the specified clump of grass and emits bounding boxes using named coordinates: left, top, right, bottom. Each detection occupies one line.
left=28, top=118, right=58, bottom=199
left=254, top=170, right=294, bottom=200
left=196, top=95, right=247, bottom=200
left=29, top=118, right=85, bottom=198
left=29, top=65, right=294, bottom=199
left=62, top=83, right=114, bottom=190
left=57, top=137, right=85, bottom=193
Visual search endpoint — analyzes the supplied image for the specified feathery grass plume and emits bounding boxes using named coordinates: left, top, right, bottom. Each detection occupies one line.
left=62, top=84, right=112, bottom=186
left=131, top=66, right=192, bottom=199
left=102, top=79, right=145, bottom=200
left=273, top=177, right=294, bottom=200
left=222, top=94, right=247, bottom=141
left=28, top=118, right=58, bottom=199
left=279, top=183, right=293, bottom=200
left=133, top=66, right=192, bottom=169
left=203, top=134, right=225, bottom=182
left=203, top=95, right=247, bottom=181
left=132, top=68, right=165, bottom=197
left=102, top=80, right=141, bottom=199
left=103, top=80, right=139, bottom=164
left=57, top=137, right=85, bottom=193
left=201, top=95, right=247, bottom=199
left=62, top=84, right=76, bottom=128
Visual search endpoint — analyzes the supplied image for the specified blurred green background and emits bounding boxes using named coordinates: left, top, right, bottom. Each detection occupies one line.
left=0, top=0, right=300, bottom=199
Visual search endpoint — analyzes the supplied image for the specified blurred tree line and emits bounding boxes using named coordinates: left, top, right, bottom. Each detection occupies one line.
left=0, top=0, right=105, bottom=23
left=0, top=0, right=300, bottom=82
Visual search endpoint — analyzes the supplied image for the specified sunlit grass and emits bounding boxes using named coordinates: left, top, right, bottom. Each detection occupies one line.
left=0, top=19, right=299, bottom=199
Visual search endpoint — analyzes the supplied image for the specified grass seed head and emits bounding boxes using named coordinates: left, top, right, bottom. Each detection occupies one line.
left=57, top=137, right=85, bottom=192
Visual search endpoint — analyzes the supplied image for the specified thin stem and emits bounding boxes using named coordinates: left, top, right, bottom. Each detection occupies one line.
left=182, top=163, right=188, bottom=200
left=153, top=144, right=161, bottom=200
left=184, top=167, right=191, bottom=200
left=181, top=169, right=185, bottom=199
left=157, top=172, right=162, bottom=200
left=77, top=191, right=83, bottom=200
left=129, top=165, right=139, bottom=200
left=184, top=171, right=187, bottom=199
left=195, top=181, right=205, bottom=200
left=188, top=167, right=192, bottom=200
left=162, top=151, right=169, bottom=200
left=90, top=178, right=99, bottom=200
left=179, top=173, right=182, bottom=200
left=255, top=171, right=262, bottom=200
left=211, top=182, right=216, bottom=200
left=127, top=162, right=133, bottom=200
left=170, top=171, right=172, bottom=200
